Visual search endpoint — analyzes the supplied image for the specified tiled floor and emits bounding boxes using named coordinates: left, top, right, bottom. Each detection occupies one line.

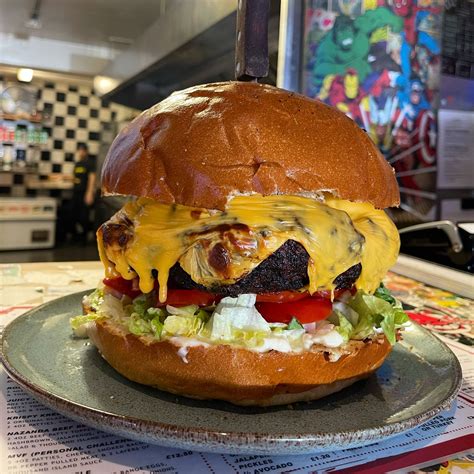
left=0, top=242, right=99, bottom=264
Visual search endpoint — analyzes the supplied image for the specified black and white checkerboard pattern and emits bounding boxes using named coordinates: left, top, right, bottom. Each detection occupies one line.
left=0, top=77, right=135, bottom=199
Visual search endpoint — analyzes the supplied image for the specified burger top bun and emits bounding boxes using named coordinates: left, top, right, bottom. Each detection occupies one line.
left=102, top=81, right=400, bottom=210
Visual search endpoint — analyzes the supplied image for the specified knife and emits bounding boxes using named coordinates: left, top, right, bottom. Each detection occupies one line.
left=235, top=0, right=270, bottom=81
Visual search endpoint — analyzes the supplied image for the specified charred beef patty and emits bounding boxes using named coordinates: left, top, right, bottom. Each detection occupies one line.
left=168, top=239, right=362, bottom=296
left=101, top=218, right=363, bottom=296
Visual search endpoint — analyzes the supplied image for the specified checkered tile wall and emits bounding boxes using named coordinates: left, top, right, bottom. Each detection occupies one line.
left=1, top=77, right=136, bottom=199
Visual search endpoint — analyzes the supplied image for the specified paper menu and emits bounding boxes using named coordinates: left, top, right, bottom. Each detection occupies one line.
left=1, top=308, right=473, bottom=474
left=437, top=109, right=474, bottom=190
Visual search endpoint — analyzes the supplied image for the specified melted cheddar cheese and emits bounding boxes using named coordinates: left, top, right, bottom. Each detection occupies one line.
left=97, top=195, right=399, bottom=302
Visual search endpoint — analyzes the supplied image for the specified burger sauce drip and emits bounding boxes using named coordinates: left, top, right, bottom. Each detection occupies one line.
left=97, top=195, right=400, bottom=302
left=208, top=243, right=231, bottom=277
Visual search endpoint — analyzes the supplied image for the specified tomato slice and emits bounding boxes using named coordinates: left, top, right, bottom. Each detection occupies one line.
left=256, top=288, right=355, bottom=303
left=256, top=291, right=309, bottom=303
left=158, top=289, right=220, bottom=307
left=256, top=297, right=333, bottom=324
left=103, top=277, right=141, bottom=299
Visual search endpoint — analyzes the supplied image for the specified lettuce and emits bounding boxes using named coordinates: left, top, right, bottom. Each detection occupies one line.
left=166, top=304, right=200, bottom=316
left=84, top=288, right=104, bottom=311
left=206, top=311, right=233, bottom=341
left=131, top=294, right=151, bottom=318
left=287, top=317, right=304, bottom=330
left=227, top=329, right=269, bottom=348
left=210, top=294, right=271, bottom=333
left=150, top=317, right=164, bottom=338
left=206, top=294, right=271, bottom=346
left=127, top=294, right=168, bottom=336
left=332, top=301, right=359, bottom=326
left=374, top=283, right=396, bottom=305
left=70, top=312, right=103, bottom=331
left=162, top=315, right=204, bottom=337
left=348, top=288, right=409, bottom=345
left=332, top=311, right=354, bottom=342
left=128, top=313, right=151, bottom=335
left=79, top=285, right=408, bottom=350
left=146, top=306, right=167, bottom=321
left=128, top=303, right=210, bottom=339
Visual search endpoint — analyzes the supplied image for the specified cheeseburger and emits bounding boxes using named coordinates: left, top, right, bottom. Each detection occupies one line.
left=72, top=82, right=409, bottom=406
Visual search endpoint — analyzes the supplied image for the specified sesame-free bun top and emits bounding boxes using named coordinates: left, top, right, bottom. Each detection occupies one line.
left=102, top=82, right=399, bottom=210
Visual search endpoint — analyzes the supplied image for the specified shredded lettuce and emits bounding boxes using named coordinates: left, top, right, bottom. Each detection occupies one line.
left=162, top=314, right=204, bottom=337
left=348, top=288, right=409, bottom=345
left=126, top=295, right=168, bottom=336
left=332, top=311, right=354, bottom=342
left=150, top=317, right=164, bottom=338
left=326, top=285, right=408, bottom=345
left=206, top=294, right=271, bottom=345
left=146, top=306, right=167, bottom=321
left=374, top=283, right=397, bottom=305
left=332, top=301, right=359, bottom=326
left=131, top=294, right=151, bottom=318
left=76, top=284, right=408, bottom=350
left=70, top=312, right=103, bottom=331
left=166, top=304, right=199, bottom=316
left=84, top=288, right=104, bottom=311
left=128, top=313, right=151, bottom=335
left=127, top=302, right=209, bottom=339
left=287, top=317, right=304, bottom=330
left=227, top=328, right=269, bottom=348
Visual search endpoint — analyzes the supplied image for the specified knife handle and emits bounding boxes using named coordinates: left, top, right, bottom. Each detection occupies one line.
left=235, top=0, right=270, bottom=81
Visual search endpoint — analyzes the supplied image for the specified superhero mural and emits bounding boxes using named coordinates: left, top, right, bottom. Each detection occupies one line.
left=304, top=0, right=442, bottom=220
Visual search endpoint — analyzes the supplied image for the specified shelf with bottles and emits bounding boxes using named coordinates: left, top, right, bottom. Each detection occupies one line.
left=0, top=163, right=38, bottom=173
left=0, top=116, right=48, bottom=173
left=0, top=141, right=43, bottom=170
left=0, top=121, right=48, bottom=147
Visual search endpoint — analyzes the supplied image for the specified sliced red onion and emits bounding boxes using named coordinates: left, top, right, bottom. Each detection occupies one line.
left=303, top=322, right=317, bottom=333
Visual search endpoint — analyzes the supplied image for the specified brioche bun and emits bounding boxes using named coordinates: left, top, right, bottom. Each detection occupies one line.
left=101, top=81, right=399, bottom=210
left=87, top=319, right=392, bottom=406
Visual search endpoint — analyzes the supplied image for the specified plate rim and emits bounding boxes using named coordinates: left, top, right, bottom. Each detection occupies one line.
left=0, top=291, right=464, bottom=454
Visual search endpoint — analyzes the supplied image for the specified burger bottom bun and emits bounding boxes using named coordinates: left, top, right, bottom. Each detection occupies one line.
left=87, top=320, right=391, bottom=406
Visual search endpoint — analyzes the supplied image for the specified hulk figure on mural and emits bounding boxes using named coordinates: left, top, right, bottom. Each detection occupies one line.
left=313, top=7, right=403, bottom=91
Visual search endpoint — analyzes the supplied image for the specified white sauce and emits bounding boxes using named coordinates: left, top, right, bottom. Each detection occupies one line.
left=169, top=337, right=210, bottom=363
left=166, top=326, right=345, bottom=359
left=250, top=337, right=293, bottom=353
left=169, top=336, right=210, bottom=348
left=177, top=346, right=190, bottom=364
left=303, top=329, right=345, bottom=349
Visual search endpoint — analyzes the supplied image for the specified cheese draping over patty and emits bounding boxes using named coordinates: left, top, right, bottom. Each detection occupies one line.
left=97, top=195, right=400, bottom=302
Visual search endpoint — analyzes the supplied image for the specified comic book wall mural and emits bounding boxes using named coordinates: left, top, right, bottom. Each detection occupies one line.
left=304, top=0, right=443, bottom=223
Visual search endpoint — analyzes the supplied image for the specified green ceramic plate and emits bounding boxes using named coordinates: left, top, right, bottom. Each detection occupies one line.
left=0, top=291, right=462, bottom=455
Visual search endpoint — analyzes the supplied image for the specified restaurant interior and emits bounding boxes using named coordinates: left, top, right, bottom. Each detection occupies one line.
left=0, top=0, right=473, bottom=473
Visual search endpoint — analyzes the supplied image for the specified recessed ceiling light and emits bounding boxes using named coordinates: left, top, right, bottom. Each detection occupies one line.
left=17, top=68, right=34, bottom=82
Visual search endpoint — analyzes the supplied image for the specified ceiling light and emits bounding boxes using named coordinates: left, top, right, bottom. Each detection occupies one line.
left=93, top=76, right=119, bottom=96
left=17, top=68, right=34, bottom=82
